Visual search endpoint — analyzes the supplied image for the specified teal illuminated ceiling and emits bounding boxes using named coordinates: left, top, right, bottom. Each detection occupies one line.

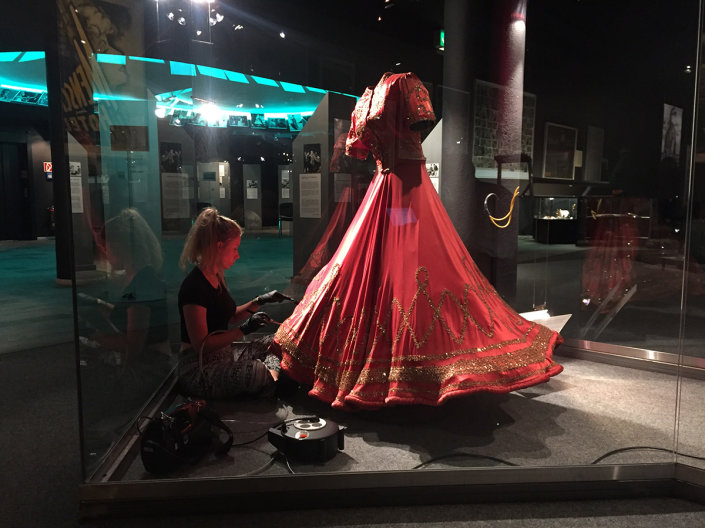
left=0, top=51, right=48, bottom=106
left=0, top=51, right=355, bottom=117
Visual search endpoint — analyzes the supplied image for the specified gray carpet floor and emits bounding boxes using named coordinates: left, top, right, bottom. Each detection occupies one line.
left=112, top=355, right=701, bottom=482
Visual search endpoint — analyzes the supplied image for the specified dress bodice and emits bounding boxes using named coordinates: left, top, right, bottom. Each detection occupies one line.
left=346, top=72, right=435, bottom=170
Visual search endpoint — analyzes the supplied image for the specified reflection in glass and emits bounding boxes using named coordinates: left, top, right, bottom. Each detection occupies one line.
left=78, top=208, right=173, bottom=472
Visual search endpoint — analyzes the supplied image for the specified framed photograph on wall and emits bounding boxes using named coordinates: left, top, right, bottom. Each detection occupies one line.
left=542, top=122, right=577, bottom=179
left=304, top=144, right=321, bottom=173
left=661, top=103, right=682, bottom=164
left=251, top=113, right=266, bottom=128
left=228, top=114, right=250, bottom=128
left=159, top=142, right=182, bottom=173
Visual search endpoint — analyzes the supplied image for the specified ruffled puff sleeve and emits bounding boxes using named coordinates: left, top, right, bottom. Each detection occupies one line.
left=400, top=72, right=436, bottom=131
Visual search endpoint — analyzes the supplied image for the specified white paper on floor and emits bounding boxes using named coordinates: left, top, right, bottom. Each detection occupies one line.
left=519, top=310, right=572, bottom=333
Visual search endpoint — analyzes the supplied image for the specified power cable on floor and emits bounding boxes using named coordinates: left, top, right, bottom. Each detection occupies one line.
left=233, top=455, right=277, bottom=477
left=271, top=451, right=296, bottom=474
left=591, top=446, right=705, bottom=464
left=412, top=452, right=518, bottom=469
left=232, top=431, right=270, bottom=446
left=227, top=408, right=294, bottom=446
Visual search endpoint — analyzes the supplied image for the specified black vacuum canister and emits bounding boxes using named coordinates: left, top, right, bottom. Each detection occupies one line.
left=268, top=417, right=344, bottom=462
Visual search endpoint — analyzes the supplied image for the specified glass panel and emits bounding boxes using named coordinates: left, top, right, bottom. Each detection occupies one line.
left=57, top=1, right=179, bottom=475
left=519, top=2, right=700, bottom=469
left=51, top=0, right=701, bottom=485
left=677, top=3, right=705, bottom=471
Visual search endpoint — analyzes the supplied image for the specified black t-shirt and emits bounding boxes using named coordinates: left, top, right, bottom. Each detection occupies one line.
left=178, top=267, right=237, bottom=344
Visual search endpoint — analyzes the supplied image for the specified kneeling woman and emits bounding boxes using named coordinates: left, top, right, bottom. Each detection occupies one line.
left=177, top=207, right=290, bottom=399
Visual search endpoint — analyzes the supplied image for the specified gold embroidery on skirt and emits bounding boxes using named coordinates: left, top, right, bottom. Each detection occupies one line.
left=276, top=265, right=554, bottom=385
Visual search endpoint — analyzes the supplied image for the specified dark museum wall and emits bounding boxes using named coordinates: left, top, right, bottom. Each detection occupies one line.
left=0, top=103, right=52, bottom=238
left=525, top=1, right=698, bottom=193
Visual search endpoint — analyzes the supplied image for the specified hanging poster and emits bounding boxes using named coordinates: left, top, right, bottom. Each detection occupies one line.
left=161, top=172, right=190, bottom=219
left=472, top=80, right=537, bottom=179
left=69, top=164, right=84, bottom=214
left=288, top=114, right=307, bottom=132
left=426, top=162, right=440, bottom=194
left=661, top=103, right=682, bottom=164
left=300, top=173, right=321, bottom=218
left=228, top=115, right=250, bottom=128
left=281, top=169, right=291, bottom=199
left=542, top=122, right=577, bottom=179
left=246, top=179, right=259, bottom=200
left=251, top=113, right=266, bottom=128
left=267, top=117, right=288, bottom=129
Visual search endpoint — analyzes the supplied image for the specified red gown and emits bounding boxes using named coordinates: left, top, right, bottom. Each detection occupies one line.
left=581, top=212, right=639, bottom=310
left=274, top=72, right=563, bottom=410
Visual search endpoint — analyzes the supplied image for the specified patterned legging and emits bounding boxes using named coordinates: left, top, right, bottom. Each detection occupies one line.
left=177, top=335, right=280, bottom=399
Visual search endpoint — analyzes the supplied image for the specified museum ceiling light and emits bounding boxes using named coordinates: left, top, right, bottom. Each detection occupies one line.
left=252, top=75, right=278, bottom=87
left=1, top=82, right=44, bottom=93
left=1, top=50, right=354, bottom=116
left=198, top=101, right=222, bottom=123
left=96, top=54, right=126, bottom=65
left=16, top=52, right=44, bottom=62
left=170, top=61, right=197, bottom=76
left=280, top=81, right=305, bottom=94
left=209, top=10, right=224, bottom=26
left=94, top=93, right=143, bottom=102
left=305, top=86, right=327, bottom=94
left=129, top=56, right=165, bottom=64
left=0, top=52, right=22, bottom=62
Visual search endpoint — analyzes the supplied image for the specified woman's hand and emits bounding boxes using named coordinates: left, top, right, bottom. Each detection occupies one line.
left=239, top=312, right=272, bottom=335
left=255, top=291, right=295, bottom=304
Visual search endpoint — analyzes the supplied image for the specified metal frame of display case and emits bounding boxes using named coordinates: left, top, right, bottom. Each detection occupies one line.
left=79, top=461, right=704, bottom=519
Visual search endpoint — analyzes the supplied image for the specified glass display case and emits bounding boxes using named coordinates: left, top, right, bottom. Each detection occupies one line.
left=38, top=0, right=705, bottom=519
left=533, top=196, right=578, bottom=243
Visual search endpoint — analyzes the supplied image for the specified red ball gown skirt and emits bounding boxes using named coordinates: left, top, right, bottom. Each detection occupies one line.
left=274, top=157, right=563, bottom=410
